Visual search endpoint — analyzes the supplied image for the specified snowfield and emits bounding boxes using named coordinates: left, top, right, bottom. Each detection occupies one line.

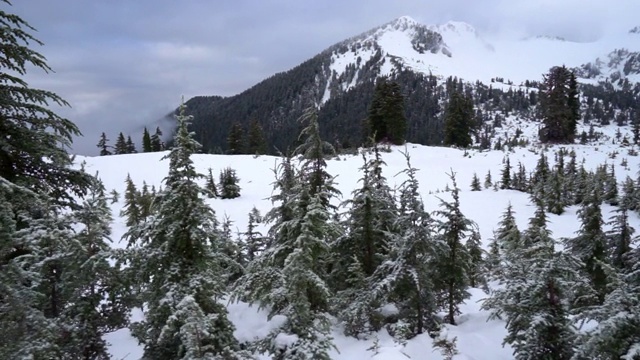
left=78, top=119, right=640, bottom=359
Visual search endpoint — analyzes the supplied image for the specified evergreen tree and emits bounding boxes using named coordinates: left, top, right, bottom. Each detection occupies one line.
left=234, top=108, right=341, bottom=358
left=564, top=183, right=609, bottom=304
left=433, top=172, right=473, bottom=325
left=126, top=135, right=136, bottom=154
left=243, top=207, right=266, bottom=263
left=484, top=170, right=493, bottom=189
left=606, top=206, right=635, bottom=271
left=443, top=88, right=474, bottom=148
left=114, top=132, right=127, bottom=154
left=97, top=132, right=112, bottom=156
left=205, top=167, right=218, bottom=198
left=367, top=77, right=407, bottom=145
left=123, top=100, right=250, bottom=359
left=470, top=172, right=481, bottom=191
left=150, top=126, right=164, bottom=152
left=120, top=174, right=141, bottom=227
left=538, top=65, right=580, bottom=143
left=142, top=126, right=152, bottom=152
left=227, top=121, right=245, bottom=154
left=0, top=5, right=92, bottom=357
left=501, top=156, right=512, bottom=190
left=218, top=167, right=241, bottom=199
left=483, top=201, right=578, bottom=360
left=248, top=119, right=267, bottom=155
left=466, top=228, right=486, bottom=289
left=64, top=176, right=130, bottom=359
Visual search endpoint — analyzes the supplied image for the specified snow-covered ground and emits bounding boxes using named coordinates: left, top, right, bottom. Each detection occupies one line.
left=86, top=120, right=640, bottom=359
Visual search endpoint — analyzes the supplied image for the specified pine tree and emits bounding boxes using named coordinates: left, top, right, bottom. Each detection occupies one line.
left=120, top=174, right=141, bottom=227
left=114, top=132, right=127, bottom=154
left=126, top=135, right=136, bottom=153
left=564, top=183, right=609, bottom=304
left=538, top=65, right=580, bottom=143
left=248, top=119, right=267, bottom=155
left=367, top=77, right=407, bottom=145
left=433, top=172, right=473, bottom=325
left=443, top=88, right=474, bottom=148
left=205, top=167, right=218, bottom=198
left=466, top=228, right=486, bottom=289
left=227, top=121, right=245, bottom=154
left=97, top=132, right=112, bottom=156
left=142, top=126, right=152, bottom=152
left=218, top=167, right=241, bottom=199
left=234, top=108, right=340, bottom=358
left=0, top=5, right=93, bottom=357
left=243, top=207, right=266, bottom=263
left=606, top=206, right=635, bottom=271
left=483, top=201, right=578, bottom=360
left=501, top=156, right=512, bottom=189
left=64, top=176, right=130, bottom=359
left=123, top=100, right=250, bottom=359
left=150, top=126, right=164, bottom=152
left=484, top=170, right=493, bottom=189
left=470, top=172, right=481, bottom=191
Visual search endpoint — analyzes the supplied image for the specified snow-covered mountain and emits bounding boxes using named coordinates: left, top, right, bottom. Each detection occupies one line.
left=320, top=15, right=640, bottom=101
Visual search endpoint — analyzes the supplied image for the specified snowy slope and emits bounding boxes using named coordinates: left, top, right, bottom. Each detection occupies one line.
left=320, top=16, right=640, bottom=103
left=80, top=118, right=640, bottom=360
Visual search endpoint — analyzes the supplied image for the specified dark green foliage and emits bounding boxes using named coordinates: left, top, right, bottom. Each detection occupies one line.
left=538, top=66, right=580, bottom=143
left=120, top=174, right=141, bottom=227
left=248, top=119, right=267, bottom=155
left=218, top=167, right=241, bottom=199
left=366, top=77, right=407, bottom=145
left=114, top=132, right=127, bottom=154
left=243, top=207, right=266, bottom=263
left=501, top=156, right=511, bottom=189
left=205, top=167, right=218, bottom=198
left=123, top=101, right=249, bottom=359
left=227, top=121, right=245, bottom=154
left=565, top=184, right=609, bottom=304
left=484, top=170, right=493, bottom=189
left=126, top=135, right=136, bottom=153
left=150, top=126, right=164, bottom=152
left=443, top=88, right=474, bottom=148
left=433, top=172, right=473, bottom=325
left=606, top=206, right=635, bottom=271
left=470, top=172, right=481, bottom=191
left=97, top=132, right=112, bottom=156
left=142, top=127, right=152, bottom=152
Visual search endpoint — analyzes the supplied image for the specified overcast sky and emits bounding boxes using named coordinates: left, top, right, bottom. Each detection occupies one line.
left=10, top=0, right=640, bottom=154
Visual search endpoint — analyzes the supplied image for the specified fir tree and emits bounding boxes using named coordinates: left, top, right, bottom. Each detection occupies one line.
left=443, top=88, right=474, bottom=148
left=367, top=77, right=407, bottom=145
left=500, top=156, right=512, bottom=189
left=470, top=172, right=481, bottom=191
left=538, top=65, right=580, bottom=143
left=126, top=135, right=136, bottom=154
left=205, top=167, right=218, bottom=198
left=243, top=207, right=266, bottom=263
left=466, top=228, right=486, bottom=289
left=433, top=172, right=473, bottom=325
left=123, top=100, right=250, bottom=359
left=120, top=174, right=141, bottom=227
left=218, top=167, right=241, bottom=199
left=484, top=170, right=493, bottom=189
left=227, top=121, right=245, bottom=154
left=114, top=132, right=127, bottom=154
left=564, top=183, right=609, bottom=304
left=142, top=126, right=152, bottom=152
left=248, top=119, right=267, bottom=155
left=606, top=206, right=635, bottom=271
left=150, top=126, right=164, bottom=152
left=97, top=132, right=112, bottom=156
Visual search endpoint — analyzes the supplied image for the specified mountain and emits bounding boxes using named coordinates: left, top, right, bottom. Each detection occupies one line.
left=177, top=16, right=640, bottom=154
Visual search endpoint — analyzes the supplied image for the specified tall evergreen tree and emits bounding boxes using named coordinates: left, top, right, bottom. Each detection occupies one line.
left=0, top=4, right=92, bottom=357
left=205, top=167, right=218, bottom=198
left=366, top=77, right=407, bottom=145
left=433, top=172, right=474, bottom=325
left=97, top=132, right=112, bottom=156
left=123, top=100, right=250, bottom=359
left=443, top=88, right=474, bottom=148
left=227, top=121, right=245, bottom=154
left=142, top=126, right=152, bottom=152
left=125, top=135, right=136, bottom=154
left=114, top=132, right=127, bottom=154
left=538, top=65, right=580, bottom=143
left=150, top=126, right=164, bottom=152
left=248, top=119, right=267, bottom=155
left=501, top=156, right=512, bottom=190
left=234, top=108, right=341, bottom=358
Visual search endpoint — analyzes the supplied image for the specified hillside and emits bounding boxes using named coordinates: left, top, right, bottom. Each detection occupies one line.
left=92, top=117, right=640, bottom=359
left=174, top=16, right=640, bottom=154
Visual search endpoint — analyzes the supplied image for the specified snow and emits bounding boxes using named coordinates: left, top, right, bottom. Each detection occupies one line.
left=321, top=16, right=640, bottom=103
left=90, top=116, right=640, bottom=359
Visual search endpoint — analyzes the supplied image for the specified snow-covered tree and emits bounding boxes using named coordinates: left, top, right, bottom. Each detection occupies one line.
left=218, top=167, right=241, bottom=199
left=433, top=172, right=474, bottom=325
left=123, top=100, right=250, bottom=359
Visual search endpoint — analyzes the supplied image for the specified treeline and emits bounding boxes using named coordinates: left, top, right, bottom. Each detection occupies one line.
left=97, top=126, right=165, bottom=155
